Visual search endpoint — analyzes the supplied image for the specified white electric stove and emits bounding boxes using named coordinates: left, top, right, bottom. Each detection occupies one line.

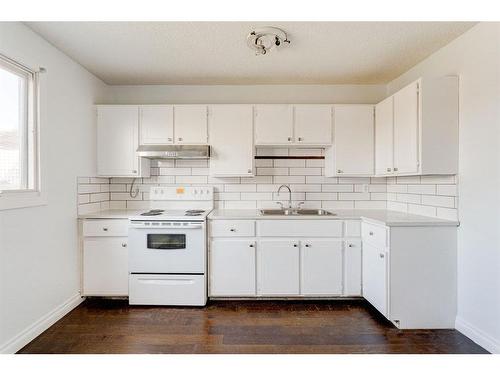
left=128, top=186, right=213, bottom=306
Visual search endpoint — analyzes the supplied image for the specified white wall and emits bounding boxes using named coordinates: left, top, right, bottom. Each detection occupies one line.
left=104, top=84, right=386, bottom=104
left=0, top=23, right=107, bottom=353
left=387, top=22, right=500, bottom=353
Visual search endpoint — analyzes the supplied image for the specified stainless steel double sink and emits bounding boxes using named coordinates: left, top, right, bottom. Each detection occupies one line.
left=260, top=209, right=336, bottom=216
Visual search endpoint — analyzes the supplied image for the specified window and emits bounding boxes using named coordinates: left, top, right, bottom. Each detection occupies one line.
left=0, top=54, right=42, bottom=209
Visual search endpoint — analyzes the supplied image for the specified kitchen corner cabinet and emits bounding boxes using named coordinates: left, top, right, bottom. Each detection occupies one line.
left=96, top=106, right=150, bottom=177
left=209, top=105, right=254, bottom=177
left=325, top=104, right=375, bottom=177
left=80, top=219, right=129, bottom=296
left=374, top=76, right=459, bottom=176
left=361, top=221, right=457, bottom=329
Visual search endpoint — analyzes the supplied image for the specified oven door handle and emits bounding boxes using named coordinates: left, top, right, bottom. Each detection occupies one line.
left=129, top=224, right=203, bottom=230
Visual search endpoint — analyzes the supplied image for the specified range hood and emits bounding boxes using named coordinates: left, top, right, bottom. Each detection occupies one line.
left=136, top=145, right=210, bottom=159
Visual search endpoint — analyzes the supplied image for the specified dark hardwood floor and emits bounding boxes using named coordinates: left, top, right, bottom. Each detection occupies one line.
left=18, top=299, right=488, bottom=354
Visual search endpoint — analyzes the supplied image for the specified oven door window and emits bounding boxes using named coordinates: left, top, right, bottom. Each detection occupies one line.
left=147, top=234, right=186, bottom=250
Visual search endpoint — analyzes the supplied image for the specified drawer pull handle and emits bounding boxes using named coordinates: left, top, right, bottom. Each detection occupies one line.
left=348, top=244, right=353, bottom=248
left=287, top=137, right=292, bottom=141
left=394, top=167, right=399, bottom=172
left=379, top=253, right=385, bottom=258
left=298, top=137, right=303, bottom=141
left=337, top=169, right=343, bottom=173
left=386, top=167, right=392, bottom=172
left=293, top=244, right=298, bottom=247
left=230, top=228, right=236, bottom=232
left=249, top=244, right=254, bottom=248
left=103, top=228, right=108, bottom=232
left=122, top=243, right=127, bottom=248
left=369, top=231, right=374, bottom=236
left=305, top=244, right=311, bottom=248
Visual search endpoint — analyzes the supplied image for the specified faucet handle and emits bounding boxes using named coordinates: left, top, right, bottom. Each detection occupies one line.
left=297, top=201, right=305, bottom=210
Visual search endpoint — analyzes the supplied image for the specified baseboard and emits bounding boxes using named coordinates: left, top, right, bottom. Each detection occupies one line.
left=0, top=293, right=85, bottom=354
left=456, top=316, right=500, bottom=354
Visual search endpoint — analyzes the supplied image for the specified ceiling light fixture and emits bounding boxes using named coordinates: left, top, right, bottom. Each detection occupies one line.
left=247, top=27, right=290, bottom=56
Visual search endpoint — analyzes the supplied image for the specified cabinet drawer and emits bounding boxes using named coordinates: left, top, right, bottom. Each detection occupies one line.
left=210, top=220, right=255, bottom=237
left=83, top=219, right=129, bottom=237
left=257, top=220, right=343, bottom=237
left=362, top=222, right=388, bottom=247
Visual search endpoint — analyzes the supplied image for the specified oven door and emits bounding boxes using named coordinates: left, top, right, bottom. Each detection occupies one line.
left=128, top=222, right=205, bottom=274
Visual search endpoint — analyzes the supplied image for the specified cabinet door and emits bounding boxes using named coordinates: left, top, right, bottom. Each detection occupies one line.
left=332, top=105, right=374, bottom=175
left=83, top=238, right=129, bottom=296
left=300, top=239, right=343, bottom=296
left=362, top=242, right=388, bottom=317
left=254, top=105, right=294, bottom=145
left=209, top=105, right=254, bottom=177
left=174, top=105, right=208, bottom=144
left=257, top=240, right=299, bottom=296
left=344, top=239, right=362, bottom=296
left=97, top=106, right=140, bottom=176
left=375, top=96, right=394, bottom=175
left=210, top=239, right=256, bottom=296
left=294, top=105, right=332, bottom=145
left=393, top=81, right=419, bottom=174
left=139, top=105, right=174, bottom=145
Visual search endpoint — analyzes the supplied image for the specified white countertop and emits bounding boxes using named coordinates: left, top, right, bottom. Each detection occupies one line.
left=207, top=209, right=459, bottom=227
left=78, top=208, right=458, bottom=227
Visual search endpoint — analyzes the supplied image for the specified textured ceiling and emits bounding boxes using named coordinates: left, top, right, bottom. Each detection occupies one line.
left=26, top=22, right=476, bottom=85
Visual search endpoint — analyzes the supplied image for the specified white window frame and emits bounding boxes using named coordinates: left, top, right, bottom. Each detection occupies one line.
left=0, top=54, right=45, bottom=210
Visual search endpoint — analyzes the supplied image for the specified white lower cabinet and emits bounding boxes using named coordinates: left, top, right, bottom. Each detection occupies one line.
left=257, top=240, right=300, bottom=296
left=362, top=241, right=388, bottom=317
left=83, top=237, right=129, bottom=296
left=210, top=239, right=256, bottom=296
left=344, top=239, right=362, bottom=296
left=300, top=239, right=343, bottom=296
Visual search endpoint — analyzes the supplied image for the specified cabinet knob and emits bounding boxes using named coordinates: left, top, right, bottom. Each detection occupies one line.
left=393, top=167, right=399, bottom=172
left=122, top=243, right=127, bottom=248
left=298, top=137, right=303, bottom=141
left=287, top=137, right=292, bottom=141
left=337, top=169, right=343, bottom=174
left=379, top=253, right=385, bottom=258
left=305, top=244, right=311, bottom=248
left=102, top=227, right=108, bottom=231
left=178, top=137, right=183, bottom=141
left=369, top=231, right=374, bottom=236
left=293, top=244, right=298, bottom=247
left=132, top=170, right=137, bottom=174
left=348, top=244, right=353, bottom=248
left=168, top=138, right=172, bottom=141
left=230, top=228, right=236, bottom=232
left=386, top=167, right=392, bottom=172
left=249, top=244, right=254, bottom=248
left=247, top=169, right=252, bottom=174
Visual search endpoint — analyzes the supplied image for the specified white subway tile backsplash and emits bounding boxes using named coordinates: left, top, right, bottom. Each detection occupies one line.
left=407, top=184, right=436, bottom=195
left=321, top=184, right=353, bottom=192
left=225, top=184, right=257, bottom=192
left=273, top=176, right=306, bottom=184
left=306, top=176, right=338, bottom=184
left=436, top=207, right=458, bottom=221
left=420, top=175, right=456, bottom=184
left=289, top=167, right=322, bottom=176
left=256, top=167, right=288, bottom=176
left=241, top=192, right=273, bottom=201
left=175, top=176, right=208, bottom=184
left=305, top=159, right=325, bottom=168
left=306, top=192, right=338, bottom=201
left=256, top=148, right=289, bottom=156
left=289, top=148, right=323, bottom=156
left=160, top=167, right=191, bottom=175
left=408, top=204, right=437, bottom=217
left=255, top=159, right=273, bottom=167
left=396, top=193, right=421, bottom=204
left=215, top=192, right=240, bottom=201
left=339, top=192, right=370, bottom=201
left=274, top=159, right=306, bottom=167
left=436, top=184, right=457, bottom=196
left=387, top=184, right=408, bottom=193
left=338, top=177, right=370, bottom=184
left=396, top=176, right=421, bottom=184
left=224, top=200, right=257, bottom=209
left=289, top=184, right=322, bottom=192
left=191, top=168, right=210, bottom=176
left=421, top=195, right=455, bottom=208
left=322, top=200, right=354, bottom=209
left=241, top=176, right=273, bottom=184
left=355, top=201, right=386, bottom=209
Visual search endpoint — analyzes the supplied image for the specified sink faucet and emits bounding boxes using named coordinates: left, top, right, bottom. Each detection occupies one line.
left=277, top=184, right=293, bottom=209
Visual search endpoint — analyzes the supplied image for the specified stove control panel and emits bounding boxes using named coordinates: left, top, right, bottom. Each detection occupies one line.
left=150, top=186, right=214, bottom=201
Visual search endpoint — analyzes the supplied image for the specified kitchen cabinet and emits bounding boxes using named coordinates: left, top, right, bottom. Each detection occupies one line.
left=209, top=105, right=254, bottom=177
left=375, top=96, right=394, bottom=175
left=254, top=105, right=294, bottom=145
left=300, top=239, right=343, bottom=295
left=344, top=239, right=362, bottom=296
left=374, top=76, right=458, bottom=176
left=325, top=104, right=374, bottom=176
left=139, top=105, right=174, bottom=145
left=393, top=81, right=419, bottom=174
left=96, top=106, right=150, bottom=177
left=210, top=239, right=256, bottom=296
left=294, top=105, right=333, bottom=145
left=257, top=239, right=300, bottom=296
left=362, top=241, right=388, bottom=317
left=174, top=105, right=208, bottom=144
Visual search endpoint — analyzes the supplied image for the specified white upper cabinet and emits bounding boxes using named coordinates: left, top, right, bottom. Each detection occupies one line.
left=294, top=105, right=333, bottom=145
left=209, top=105, right=254, bottom=177
left=325, top=104, right=374, bottom=177
left=374, top=76, right=458, bottom=176
left=174, top=105, right=208, bottom=144
left=139, top=105, right=174, bottom=145
left=254, top=105, right=294, bottom=145
left=393, top=81, right=419, bottom=174
left=375, top=96, right=394, bottom=175
left=97, top=106, right=149, bottom=177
